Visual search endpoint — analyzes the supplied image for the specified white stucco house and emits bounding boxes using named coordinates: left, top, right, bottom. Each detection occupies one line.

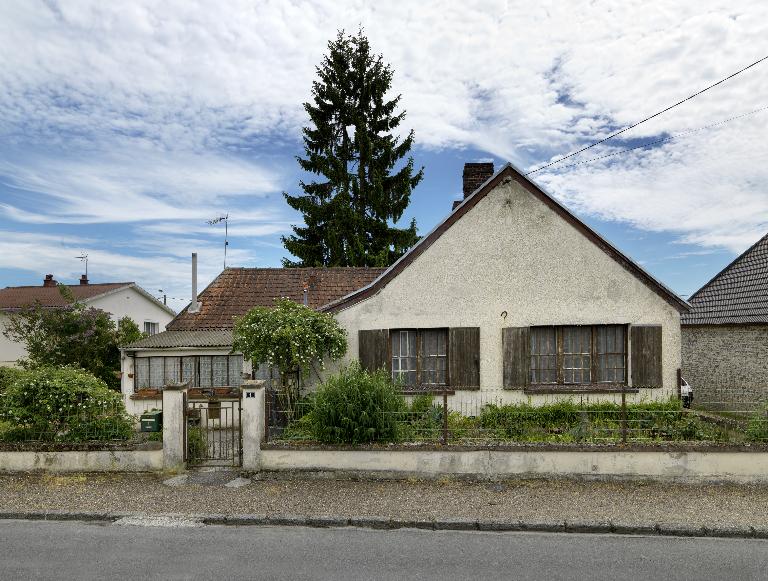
left=0, top=274, right=175, bottom=367
left=321, top=162, right=690, bottom=405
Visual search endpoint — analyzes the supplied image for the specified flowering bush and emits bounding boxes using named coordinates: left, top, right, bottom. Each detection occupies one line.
left=232, top=298, right=347, bottom=377
left=0, top=366, right=133, bottom=442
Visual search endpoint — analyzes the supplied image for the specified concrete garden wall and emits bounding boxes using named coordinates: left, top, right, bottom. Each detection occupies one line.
left=0, top=448, right=162, bottom=472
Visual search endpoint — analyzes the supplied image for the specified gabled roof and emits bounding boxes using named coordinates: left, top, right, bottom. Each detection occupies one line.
left=322, top=163, right=690, bottom=314
left=124, top=329, right=233, bottom=350
left=0, top=281, right=160, bottom=309
left=167, top=267, right=386, bottom=331
left=682, top=232, right=768, bottom=325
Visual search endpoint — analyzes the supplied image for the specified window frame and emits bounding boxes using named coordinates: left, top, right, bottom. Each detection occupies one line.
left=529, top=325, right=627, bottom=387
left=133, top=354, right=244, bottom=391
left=390, top=328, right=449, bottom=390
left=143, top=321, right=160, bottom=336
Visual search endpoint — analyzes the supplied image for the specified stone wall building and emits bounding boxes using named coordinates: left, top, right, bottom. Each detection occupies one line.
left=682, top=232, right=768, bottom=411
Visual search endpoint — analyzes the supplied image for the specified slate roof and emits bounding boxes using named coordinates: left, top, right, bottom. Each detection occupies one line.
left=123, top=329, right=233, bottom=350
left=167, top=267, right=386, bottom=331
left=0, top=282, right=134, bottom=310
left=682, top=232, right=768, bottom=325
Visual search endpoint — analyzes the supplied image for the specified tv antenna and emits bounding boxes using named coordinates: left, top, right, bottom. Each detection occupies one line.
left=207, top=214, right=229, bottom=269
left=76, top=253, right=88, bottom=278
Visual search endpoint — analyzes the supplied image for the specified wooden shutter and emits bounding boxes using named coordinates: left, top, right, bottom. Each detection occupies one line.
left=502, top=327, right=530, bottom=389
left=448, top=327, right=480, bottom=390
left=630, top=325, right=662, bottom=388
left=358, top=329, right=390, bottom=372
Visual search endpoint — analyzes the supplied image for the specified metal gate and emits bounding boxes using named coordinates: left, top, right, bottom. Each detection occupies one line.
left=186, top=395, right=242, bottom=467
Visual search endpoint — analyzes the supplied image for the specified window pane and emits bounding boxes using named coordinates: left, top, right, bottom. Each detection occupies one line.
left=421, top=329, right=448, bottom=385
left=135, top=358, right=149, bottom=390
left=199, top=356, right=212, bottom=387
left=182, top=357, right=197, bottom=387
left=562, top=327, right=591, bottom=384
left=212, top=356, right=228, bottom=386
left=392, top=330, right=417, bottom=386
left=164, top=356, right=180, bottom=385
left=596, top=325, right=626, bottom=383
left=530, top=327, right=557, bottom=384
left=149, top=357, right=165, bottom=388
left=228, top=355, right=243, bottom=387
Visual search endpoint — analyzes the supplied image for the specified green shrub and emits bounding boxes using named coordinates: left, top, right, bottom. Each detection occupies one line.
left=746, top=405, right=768, bottom=442
left=0, top=366, right=133, bottom=442
left=309, top=362, right=406, bottom=444
left=187, top=427, right=208, bottom=461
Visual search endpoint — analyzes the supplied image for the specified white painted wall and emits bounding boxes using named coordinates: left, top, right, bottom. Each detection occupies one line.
left=0, top=312, right=28, bottom=367
left=330, top=177, right=682, bottom=404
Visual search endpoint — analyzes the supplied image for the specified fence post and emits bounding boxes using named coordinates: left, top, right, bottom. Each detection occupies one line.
left=677, top=368, right=683, bottom=402
left=442, top=389, right=449, bottom=445
left=162, top=381, right=189, bottom=471
left=241, top=379, right=266, bottom=471
left=621, top=387, right=628, bottom=445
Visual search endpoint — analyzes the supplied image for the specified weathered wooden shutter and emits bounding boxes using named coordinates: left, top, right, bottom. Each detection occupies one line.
left=358, top=329, right=390, bottom=372
left=502, top=327, right=530, bottom=389
left=448, top=327, right=480, bottom=389
left=630, top=325, right=663, bottom=388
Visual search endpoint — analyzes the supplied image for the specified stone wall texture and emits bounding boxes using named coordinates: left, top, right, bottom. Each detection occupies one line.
left=682, top=324, right=768, bottom=411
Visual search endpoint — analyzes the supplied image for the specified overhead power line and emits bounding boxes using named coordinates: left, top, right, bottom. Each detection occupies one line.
left=543, top=104, right=768, bottom=172
left=525, top=54, right=768, bottom=175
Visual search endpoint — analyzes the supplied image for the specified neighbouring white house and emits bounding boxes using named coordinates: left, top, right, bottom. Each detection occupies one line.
left=0, top=274, right=175, bottom=367
left=321, top=162, right=690, bottom=405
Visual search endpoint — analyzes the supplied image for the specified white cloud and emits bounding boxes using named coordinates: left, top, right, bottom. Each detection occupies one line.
left=0, top=0, right=766, bottom=254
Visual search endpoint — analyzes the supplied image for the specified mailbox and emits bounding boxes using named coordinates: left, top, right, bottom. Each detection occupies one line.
left=140, top=410, right=163, bottom=432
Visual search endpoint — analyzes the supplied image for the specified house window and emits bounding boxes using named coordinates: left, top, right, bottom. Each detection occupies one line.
left=529, top=325, right=626, bottom=385
left=133, top=355, right=244, bottom=390
left=144, top=322, right=159, bottom=335
left=391, top=330, right=417, bottom=386
left=391, top=328, right=448, bottom=388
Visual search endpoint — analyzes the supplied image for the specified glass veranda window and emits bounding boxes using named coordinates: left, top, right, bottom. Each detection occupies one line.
left=391, top=330, right=417, bottom=386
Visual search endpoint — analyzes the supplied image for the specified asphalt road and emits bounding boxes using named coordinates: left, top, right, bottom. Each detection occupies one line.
left=1, top=519, right=768, bottom=580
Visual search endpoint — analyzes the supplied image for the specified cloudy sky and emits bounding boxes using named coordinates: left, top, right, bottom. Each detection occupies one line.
left=0, top=1, right=766, bottom=311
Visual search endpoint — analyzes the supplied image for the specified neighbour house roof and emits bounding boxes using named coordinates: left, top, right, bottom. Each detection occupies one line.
left=123, top=329, right=233, bottom=350
left=322, top=163, right=690, bottom=314
left=165, top=267, right=386, bottom=331
left=682, top=232, right=768, bottom=325
left=0, top=281, right=175, bottom=316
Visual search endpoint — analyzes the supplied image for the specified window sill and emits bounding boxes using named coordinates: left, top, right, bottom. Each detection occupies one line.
left=524, top=384, right=639, bottom=395
left=399, top=385, right=479, bottom=395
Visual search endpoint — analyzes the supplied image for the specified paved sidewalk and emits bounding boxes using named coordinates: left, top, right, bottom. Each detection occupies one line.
left=1, top=472, right=768, bottom=536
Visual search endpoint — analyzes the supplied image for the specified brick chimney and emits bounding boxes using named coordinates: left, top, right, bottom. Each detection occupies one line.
left=43, top=274, right=56, bottom=287
left=79, top=274, right=89, bottom=285
left=462, top=162, right=494, bottom=199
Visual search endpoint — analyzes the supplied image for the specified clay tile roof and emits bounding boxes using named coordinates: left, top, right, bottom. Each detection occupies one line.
left=682, top=232, right=768, bottom=325
left=167, top=267, right=386, bottom=331
left=0, top=282, right=134, bottom=310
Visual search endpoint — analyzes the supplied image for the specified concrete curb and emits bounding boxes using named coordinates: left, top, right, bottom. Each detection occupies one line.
left=0, top=510, right=762, bottom=539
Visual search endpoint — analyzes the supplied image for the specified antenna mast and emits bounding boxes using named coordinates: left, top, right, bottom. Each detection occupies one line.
left=207, top=214, right=229, bottom=269
left=76, top=253, right=88, bottom=278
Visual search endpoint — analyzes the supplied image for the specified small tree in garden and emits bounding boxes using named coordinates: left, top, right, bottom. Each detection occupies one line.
left=0, top=366, right=133, bottom=442
left=232, top=298, right=347, bottom=413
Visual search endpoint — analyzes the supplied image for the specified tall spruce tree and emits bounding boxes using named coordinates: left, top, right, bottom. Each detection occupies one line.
left=282, top=30, right=423, bottom=267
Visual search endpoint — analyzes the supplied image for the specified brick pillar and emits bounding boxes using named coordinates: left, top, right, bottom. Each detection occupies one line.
left=240, top=379, right=266, bottom=471
left=162, top=381, right=189, bottom=471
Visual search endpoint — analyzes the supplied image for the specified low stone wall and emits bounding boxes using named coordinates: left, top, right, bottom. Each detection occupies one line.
left=0, top=448, right=163, bottom=472
left=260, top=447, right=768, bottom=483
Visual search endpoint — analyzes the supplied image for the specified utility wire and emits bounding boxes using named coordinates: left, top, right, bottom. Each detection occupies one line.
left=525, top=54, right=768, bottom=175
left=543, top=104, right=768, bottom=172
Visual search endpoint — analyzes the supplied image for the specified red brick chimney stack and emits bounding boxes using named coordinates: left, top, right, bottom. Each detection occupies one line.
left=462, top=162, right=495, bottom=199
left=79, top=274, right=89, bottom=285
left=43, top=274, right=56, bottom=287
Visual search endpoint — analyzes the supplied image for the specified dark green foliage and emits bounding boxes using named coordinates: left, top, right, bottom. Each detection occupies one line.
left=0, top=366, right=24, bottom=397
left=0, top=366, right=133, bottom=442
left=309, top=362, right=406, bottom=444
left=2, top=285, right=146, bottom=389
left=186, top=427, right=208, bottom=462
left=282, top=29, right=423, bottom=267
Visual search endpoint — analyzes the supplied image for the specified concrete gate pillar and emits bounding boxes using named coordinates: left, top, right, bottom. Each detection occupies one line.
left=240, top=380, right=266, bottom=471
left=162, top=381, right=189, bottom=471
